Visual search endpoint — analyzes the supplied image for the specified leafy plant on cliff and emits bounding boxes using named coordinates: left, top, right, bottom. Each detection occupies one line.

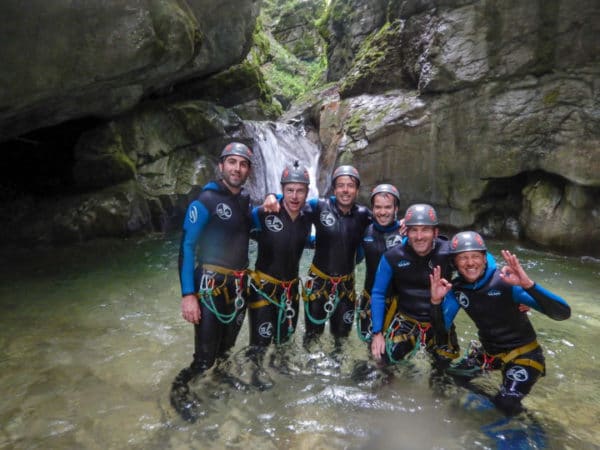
left=251, top=0, right=328, bottom=109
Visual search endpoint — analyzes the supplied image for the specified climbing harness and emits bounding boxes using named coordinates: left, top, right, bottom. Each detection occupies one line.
left=302, top=264, right=354, bottom=326
left=248, top=270, right=299, bottom=343
left=449, top=340, right=544, bottom=376
left=197, top=264, right=247, bottom=324
left=383, top=314, right=433, bottom=364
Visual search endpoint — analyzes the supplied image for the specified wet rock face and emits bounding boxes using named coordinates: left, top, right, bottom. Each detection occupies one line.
left=318, top=0, right=600, bottom=254
left=0, top=0, right=260, bottom=140
left=264, top=0, right=326, bottom=62
left=1, top=0, right=598, bottom=255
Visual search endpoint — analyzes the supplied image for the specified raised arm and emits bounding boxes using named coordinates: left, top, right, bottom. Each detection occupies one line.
left=501, top=250, right=571, bottom=320
left=263, top=193, right=281, bottom=213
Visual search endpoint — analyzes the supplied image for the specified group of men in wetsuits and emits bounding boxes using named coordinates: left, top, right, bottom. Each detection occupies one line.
left=174, top=141, right=571, bottom=419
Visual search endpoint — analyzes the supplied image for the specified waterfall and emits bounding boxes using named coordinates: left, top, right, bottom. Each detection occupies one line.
left=242, top=121, right=321, bottom=203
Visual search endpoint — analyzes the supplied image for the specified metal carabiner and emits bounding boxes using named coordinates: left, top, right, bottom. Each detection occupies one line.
left=285, top=306, right=296, bottom=319
left=324, top=298, right=335, bottom=313
left=199, top=273, right=215, bottom=292
left=234, top=293, right=245, bottom=310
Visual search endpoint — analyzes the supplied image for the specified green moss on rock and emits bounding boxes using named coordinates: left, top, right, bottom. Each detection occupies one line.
left=340, top=20, right=405, bottom=97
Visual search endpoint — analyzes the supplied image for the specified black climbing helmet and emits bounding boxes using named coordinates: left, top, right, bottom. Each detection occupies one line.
left=403, top=203, right=439, bottom=226
left=370, top=183, right=400, bottom=206
left=281, top=160, right=310, bottom=185
left=219, top=142, right=253, bottom=163
left=331, top=165, right=360, bottom=187
left=450, top=231, right=487, bottom=254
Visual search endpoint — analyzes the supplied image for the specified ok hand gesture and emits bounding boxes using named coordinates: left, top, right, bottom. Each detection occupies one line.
left=499, top=250, right=535, bottom=289
left=429, top=265, right=452, bottom=305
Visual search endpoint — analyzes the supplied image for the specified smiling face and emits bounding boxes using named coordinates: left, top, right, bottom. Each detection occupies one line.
left=407, top=225, right=438, bottom=256
left=333, top=175, right=358, bottom=212
left=372, top=193, right=397, bottom=227
left=282, top=182, right=308, bottom=217
left=219, top=155, right=251, bottom=193
left=454, top=251, right=486, bottom=283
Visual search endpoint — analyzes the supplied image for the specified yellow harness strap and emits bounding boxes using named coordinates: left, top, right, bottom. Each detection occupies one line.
left=494, top=340, right=540, bottom=365
left=202, top=264, right=247, bottom=277
left=304, top=264, right=354, bottom=302
left=360, top=290, right=398, bottom=330
left=513, top=358, right=545, bottom=373
left=250, top=270, right=297, bottom=286
left=201, top=264, right=247, bottom=304
left=383, top=297, right=398, bottom=330
left=309, top=264, right=353, bottom=283
left=248, top=270, right=298, bottom=309
left=397, top=312, right=431, bottom=329
left=490, top=340, right=544, bottom=374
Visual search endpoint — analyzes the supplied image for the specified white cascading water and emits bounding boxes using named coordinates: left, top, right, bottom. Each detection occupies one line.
left=242, top=121, right=321, bottom=203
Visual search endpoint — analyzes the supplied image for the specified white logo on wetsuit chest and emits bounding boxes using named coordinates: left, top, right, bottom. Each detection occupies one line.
left=265, top=215, right=284, bottom=232
left=320, top=211, right=336, bottom=227
left=487, top=289, right=501, bottom=296
left=385, top=234, right=403, bottom=249
left=397, top=259, right=411, bottom=268
left=216, top=203, right=232, bottom=220
left=456, top=291, right=470, bottom=308
left=189, top=205, right=198, bottom=223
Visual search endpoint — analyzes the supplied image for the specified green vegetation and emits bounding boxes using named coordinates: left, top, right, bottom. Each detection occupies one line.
left=543, top=89, right=559, bottom=106
left=262, top=37, right=327, bottom=101
left=251, top=0, right=329, bottom=108
left=340, top=20, right=402, bottom=96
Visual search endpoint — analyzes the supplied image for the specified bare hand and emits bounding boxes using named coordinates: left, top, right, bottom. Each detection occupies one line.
left=518, top=304, right=531, bottom=313
left=371, top=333, right=386, bottom=361
left=429, top=265, right=452, bottom=304
left=399, top=218, right=407, bottom=237
left=499, top=250, right=534, bottom=289
left=263, top=194, right=280, bottom=213
left=181, top=294, right=201, bottom=324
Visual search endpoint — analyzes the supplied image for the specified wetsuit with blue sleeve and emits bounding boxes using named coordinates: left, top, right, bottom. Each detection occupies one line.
left=247, top=200, right=313, bottom=346
left=178, top=180, right=252, bottom=372
left=356, top=221, right=404, bottom=342
left=304, top=196, right=372, bottom=340
left=433, top=252, right=571, bottom=415
left=370, top=237, right=459, bottom=364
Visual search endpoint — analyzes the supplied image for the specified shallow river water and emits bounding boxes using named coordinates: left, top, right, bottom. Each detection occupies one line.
left=0, top=235, right=598, bottom=449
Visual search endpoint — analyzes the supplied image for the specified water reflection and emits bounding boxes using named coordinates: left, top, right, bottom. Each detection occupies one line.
left=0, top=236, right=598, bottom=449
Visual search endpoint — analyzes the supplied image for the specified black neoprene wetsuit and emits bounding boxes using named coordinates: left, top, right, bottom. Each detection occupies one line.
left=370, top=237, right=459, bottom=364
left=303, top=197, right=371, bottom=340
left=356, top=221, right=404, bottom=342
left=248, top=201, right=312, bottom=346
left=433, top=252, right=571, bottom=415
left=178, top=180, right=252, bottom=372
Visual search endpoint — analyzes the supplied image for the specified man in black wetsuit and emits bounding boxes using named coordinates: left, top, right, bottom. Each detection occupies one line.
left=171, top=142, right=253, bottom=420
left=248, top=161, right=312, bottom=347
left=302, top=165, right=372, bottom=344
left=370, top=204, right=459, bottom=366
left=356, top=184, right=404, bottom=343
left=430, top=231, right=571, bottom=415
